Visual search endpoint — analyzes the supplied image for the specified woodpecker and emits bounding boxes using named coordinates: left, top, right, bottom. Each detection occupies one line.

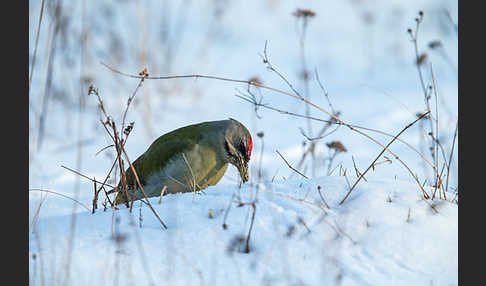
left=114, top=118, right=252, bottom=205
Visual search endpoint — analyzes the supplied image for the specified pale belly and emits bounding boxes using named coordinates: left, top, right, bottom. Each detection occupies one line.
left=131, top=147, right=229, bottom=200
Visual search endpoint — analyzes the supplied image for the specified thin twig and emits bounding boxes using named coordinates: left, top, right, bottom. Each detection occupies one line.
left=244, top=202, right=256, bottom=253
left=36, top=0, right=63, bottom=151
left=29, top=0, right=46, bottom=92
left=121, top=147, right=168, bottom=229
left=30, top=191, right=48, bottom=231
left=121, top=70, right=148, bottom=142
left=29, top=189, right=90, bottom=212
left=445, top=121, right=458, bottom=194
left=61, top=165, right=116, bottom=189
left=351, top=156, right=367, bottom=182
left=339, top=111, right=430, bottom=205
left=276, top=150, right=308, bottom=179
left=408, top=12, right=442, bottom=188
left=317, top=187, right=331, bottom=209
left=94, top=144, right=114, bottom=156
left=158, top=185, right=167, bottom=204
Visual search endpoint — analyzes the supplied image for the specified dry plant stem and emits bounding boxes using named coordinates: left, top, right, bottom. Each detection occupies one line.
left=372, top=158, right=392, bottom=168
left=430, top=64, right=440, bottom=196
left=95, top=144, right=114, bottom=156
left=317, top=188, right=331, bottom=209
left=92, top=179, right=98, bottom=214
left=159, top=185, right=167, bottom=204
left=339, top=111, right=430, bottom=205
left=222, top=193, right=235, bottom=229
left=327, top=151, right=340, bottom=176
left=182, top=153, right=200, bottom=193
left=28, top=189, right=90, bottom=212
left=32, top=218, right=46, bottom=286
left=259, top=41, right=304, bottom=99
left=351, top=156, right=367, bottom=182
left=315, top=69, right=336, bottom=115
left=297, top=15, right=313, bottom=139
left=332, top=220, right=356, bottom=244
left=241, top=135, right=265, bottom=252
left=451, top=192, right=458, bottom=204
left=121, top=76, right=147, bottom=142
left=445, top=121, right=458, bottom=194
left=411, top=15, right=428, bottom=100
left=88, top=77, right=142, bottom=211
left=99, top=120, right=127, bottom=190
left=328, top=163, right=342, bottom=176
left=120, top=147, right=168, bottom=229
left=31, top=192, right=48, bottom=232
left=432, top=163, right=446, bottom=200
left=107, top=121, right=131, bottom=208
left=61, top=165, right=116, bottom=189
left=429, top=64, right=451, bottom=199
left=409, top=13, right=442, bottom=187
left=36, top=1, right=62, bottom=151
left=29, top=0, right=46, bottom=92
left=101, top=62, right=434, bottom=195
left=421, top=197, right=439, bottom=214
left=244, top=202, right=256, bottom=253
left=276, top=150, right=308, bottom=179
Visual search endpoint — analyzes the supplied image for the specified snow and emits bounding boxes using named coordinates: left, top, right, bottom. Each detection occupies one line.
left=29, top=0, right=458, bottom=285
left=30, top=178, right=457, bottom=286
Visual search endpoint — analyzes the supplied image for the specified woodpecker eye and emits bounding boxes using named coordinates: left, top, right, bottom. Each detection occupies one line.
left=238, top=140, right=249, bottom=162
left=238, top=140, right=245, bottom=153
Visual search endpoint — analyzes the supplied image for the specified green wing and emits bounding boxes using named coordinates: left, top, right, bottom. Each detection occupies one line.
left=125, top=138, right=196, bottom=187
left=114, top=120, right=229, bottom=205
left=124, top=120, right=227, bottom=187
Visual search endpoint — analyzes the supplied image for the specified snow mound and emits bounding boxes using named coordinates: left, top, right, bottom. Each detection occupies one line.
left=29, top=176, right=457, bottom=286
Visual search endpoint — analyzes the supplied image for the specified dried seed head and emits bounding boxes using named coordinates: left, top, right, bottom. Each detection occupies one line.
left=416, top=53, right=428, bottom=66
left=326, top=141, right=347, bottom=153
left=416, top=112, right=430, bottom=119
left=139, top=67, right=149, bottom=78
left=293, top=8, right=316, bottom=18
left=428, top=40, right=442, bottom=49
left=249, top=76, right=262, bottom=85
left=123, top=122, right=135, bottom=136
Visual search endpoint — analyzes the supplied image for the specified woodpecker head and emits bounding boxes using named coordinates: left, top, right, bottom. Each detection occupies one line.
left=224, top=119, right=252, bottom=183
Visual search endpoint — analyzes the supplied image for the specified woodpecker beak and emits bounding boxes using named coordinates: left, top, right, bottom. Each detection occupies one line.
left=237, top=158, right=249, bottom=183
